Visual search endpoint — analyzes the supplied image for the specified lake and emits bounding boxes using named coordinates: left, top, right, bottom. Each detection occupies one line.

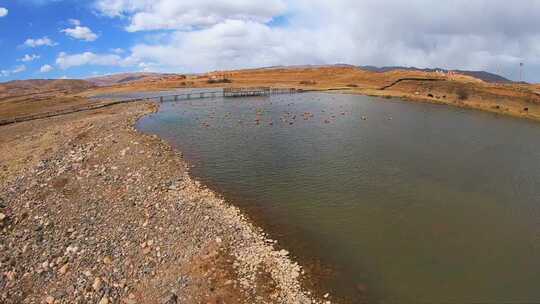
left=137, top=92, right=540, bottom=303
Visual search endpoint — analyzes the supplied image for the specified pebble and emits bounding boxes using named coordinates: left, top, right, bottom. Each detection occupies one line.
left=45, top=295, right=55, bottom=304
left=6, top=271, right=15, bottom=281
left=161, top=293, right=178, bottom=304
left=92, top=277, right=102, bottom=292
left=58, top=263, right=69, bottom=275
left=99, top=296, right=109, bottom=304
left=66, top=245, right=78, bottom=254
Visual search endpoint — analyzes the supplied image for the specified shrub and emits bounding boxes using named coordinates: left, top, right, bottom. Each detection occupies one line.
left=207, top=78, right=232, bottom=84
left=456, top=87, right=469, bottom=100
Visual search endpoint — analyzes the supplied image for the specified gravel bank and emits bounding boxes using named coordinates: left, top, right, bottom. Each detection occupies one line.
left=0, top=102, right=326, bottom=304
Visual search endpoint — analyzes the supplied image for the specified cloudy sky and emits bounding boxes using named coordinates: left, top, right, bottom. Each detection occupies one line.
left=1, top=0, right=540, bottom=82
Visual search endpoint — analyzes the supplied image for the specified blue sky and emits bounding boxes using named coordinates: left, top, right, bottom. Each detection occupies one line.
left=0, top=0, right=144, bottom=80
left=1, top=0, right=539, bottom=82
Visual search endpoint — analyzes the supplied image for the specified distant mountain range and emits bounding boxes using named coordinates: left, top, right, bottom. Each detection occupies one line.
left=0, top=65, right=512, bottom=91
left=257, top=64, right=512, bottom=83
left=86, top=72, right=180, bottom=86
left=358, top=65, right=512, bottom=83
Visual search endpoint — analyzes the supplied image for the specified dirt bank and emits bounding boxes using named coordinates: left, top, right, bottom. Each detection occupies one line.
left=87, top=67, right=540, bottom=123
left=0, top=102, right=326, bottom=304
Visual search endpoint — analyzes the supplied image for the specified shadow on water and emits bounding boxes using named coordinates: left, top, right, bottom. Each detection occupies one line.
left=137, top=93, right=540, bottom=303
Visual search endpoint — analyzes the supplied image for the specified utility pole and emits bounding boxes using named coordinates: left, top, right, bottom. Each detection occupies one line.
left=519, top=62, right=524, bottom=82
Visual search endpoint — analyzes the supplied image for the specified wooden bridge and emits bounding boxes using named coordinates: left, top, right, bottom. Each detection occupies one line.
left=223, top=87, right=299, bottom=97
left=0, top=87, right=304, bottom=126
left=154, top=87, right=302, bottom=102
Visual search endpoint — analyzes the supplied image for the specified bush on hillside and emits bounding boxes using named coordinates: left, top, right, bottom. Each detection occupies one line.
left=207, top=78, right=232, bottom=84
left=456, top=87, right=469, bottom=100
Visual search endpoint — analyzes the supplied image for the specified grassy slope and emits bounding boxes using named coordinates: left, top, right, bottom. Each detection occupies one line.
left=2, top=67, right=540, bottom=122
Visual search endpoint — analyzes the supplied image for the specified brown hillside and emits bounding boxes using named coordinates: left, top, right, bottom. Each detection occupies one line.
left=0, top=79, right=95, bottom=98
left=2, top=66, right=540, bottom=123
left=87, top=73, right=187, bottom=87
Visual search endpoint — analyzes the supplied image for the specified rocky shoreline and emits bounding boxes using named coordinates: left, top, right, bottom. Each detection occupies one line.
left=0, top=102, right=326, bottom=304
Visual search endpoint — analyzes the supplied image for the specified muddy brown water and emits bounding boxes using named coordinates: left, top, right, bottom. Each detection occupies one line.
left=136, top=92, right=540, bottom=303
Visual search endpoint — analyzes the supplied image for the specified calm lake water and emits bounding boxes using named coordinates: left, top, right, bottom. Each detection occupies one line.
left=137, top=93, right=540, bottom=303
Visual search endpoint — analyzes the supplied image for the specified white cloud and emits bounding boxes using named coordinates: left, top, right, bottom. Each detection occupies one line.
left=40, top=64, right=54, bottom=73
left=93, top=0, right=134, bottom=17
left=56, top=51, right=137, bottom=69
left=12, top=65, right=27, bottom=73
left=0, top=7, right=8, bottom=17
left=24, top=37, right=57, bottom=48
left=130, top=20, right=322, bottom=72
left=94, top=0, right=286, bottom=32
left=20, top=54, right=41, bottom=62
left=91, top=0, right=540, bottom=81
left=68, top=18, right=81, bottom=26
left=61, top=22, right=98, bottom=41
left=1, top=65, right=27, bottom=77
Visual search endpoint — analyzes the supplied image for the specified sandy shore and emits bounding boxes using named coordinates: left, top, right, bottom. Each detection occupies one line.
left=0, top=102, right=326, bottom=304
